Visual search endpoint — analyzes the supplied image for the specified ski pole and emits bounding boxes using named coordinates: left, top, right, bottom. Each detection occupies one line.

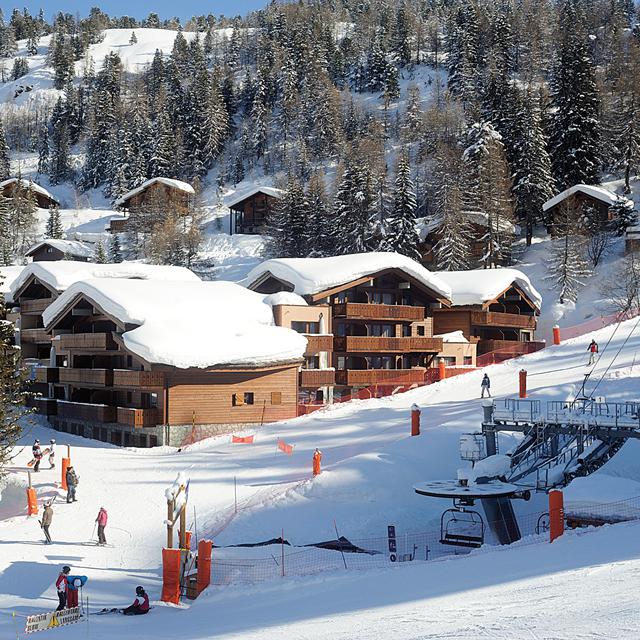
left=91, top=522, right=97, bottom=541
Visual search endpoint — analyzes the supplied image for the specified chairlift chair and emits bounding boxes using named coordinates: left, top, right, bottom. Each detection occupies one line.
left=440, top=502, right=485, bottom=549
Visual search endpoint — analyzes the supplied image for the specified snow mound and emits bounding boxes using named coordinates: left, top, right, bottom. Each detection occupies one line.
left=263, top=292, right=308, bottom=307
left=44, top=279, right=307, bottom=369
left=246, top=252, right=452, bottom=300
left=434, top=330, right=469, bottom=343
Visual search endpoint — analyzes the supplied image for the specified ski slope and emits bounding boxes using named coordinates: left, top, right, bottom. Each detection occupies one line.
left=0, top=315, right=639, bottom=637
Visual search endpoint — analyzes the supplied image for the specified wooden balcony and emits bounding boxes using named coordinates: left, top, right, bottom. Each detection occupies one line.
left=470, top=311, right=536, bottom=330
left=108, top=217, right=129, bottom=233
left=57, top=400, right=116, bottom=423
left=300, top=369, right=336, bottom=387
left=477, top=339, right=546, bottom=357
left=117, top=407, right=160, bottom=428
left=113, top=370, right=165, bottom=387
left=303, top=335, right=333, bottom=355
left=31, top=397, right=58, bottom=416
left=333, top=302, right=424, bottom=322
left=335, top=368, right=426, bottom=386
left=20, top=298, right=53, bottom=314
left=58, top=333, right=118, bottom=351
left=21, top=328, right=50, bottom=344
left=59, top=368, right=113, bottom=386
left=34, top=367, right=59, bottom=384
left=333, top=336, right=442, bottom=353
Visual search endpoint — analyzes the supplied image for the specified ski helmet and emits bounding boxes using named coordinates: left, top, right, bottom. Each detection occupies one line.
left=34, top=439, right=40, bottom=444
left=50, top=438, right=56, bottom=443
left=136, top=586, right=145, bottom=596
left=62, top=566, right=71, bottom=574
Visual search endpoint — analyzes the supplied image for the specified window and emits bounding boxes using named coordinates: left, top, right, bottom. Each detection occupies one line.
left=416, top=326, right=426, bottom=336
left=305, top=356, right=320, bottom=370
left=271, top=392, right=282, bottom=405
left=126, top=392, right=132, bottom=404
left=150, top=393, right=158, bottom=408
left=464, top=356, right=473, bottom=366
left=233, top=392, right=255, bottom=406
left=292, top=321, right=320, bottom=334
left=442, top=357, right=456, bottom=366
left=47, top=247, right=54, bottom=253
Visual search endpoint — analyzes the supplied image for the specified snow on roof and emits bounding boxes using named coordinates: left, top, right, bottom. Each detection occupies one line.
left=263, top=291, right=308, bottom=307
left=434, top=268, right=542, bottom=309
left=0, top=178, right=58, bottom=203
left=114, top=177, right=195, bottom=207
left=0, top=265, right=26, bottom=304
left=542, top=184, right=621, bottom=212
left=25, top=239, right=95, bottom=259
left=225, top=185, right=285, bottom=209
left=416, top=212, right=516, bottom=241
left=246, top=253, right=452, bottom=301
left=434, top=330, right=469, bottom=343
left=43, top=279, right=306, bottom=369
left=11, top=261, right=200, bottom=297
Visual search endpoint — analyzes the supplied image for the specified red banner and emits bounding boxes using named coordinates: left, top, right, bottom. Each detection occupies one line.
left=232, top=435, right=254, bottom=444
left=278, top=439, right=294, bottom=455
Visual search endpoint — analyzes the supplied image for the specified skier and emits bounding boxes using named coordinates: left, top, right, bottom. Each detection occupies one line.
left=41, top=501, right=53, bottom=544
left=481, top=373, right=491, bottom=398
left=122, top=586, right=150, bottom=615
left=66, top=465, right=79, bottom=503
left=312, top=448, right=322, bottom=476
left=95, top=507, right=108, bottom=545
left=587, top=339, right=599, bottom=366
left=55, top=566, right=70, bottom=611
left=32, top=439, right=43, bottom=473
left=49, top=439, right=56, bottom=468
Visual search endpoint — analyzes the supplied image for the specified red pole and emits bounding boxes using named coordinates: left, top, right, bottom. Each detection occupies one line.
left=549, top=490, right=564, bottom=543
left=519, top=369, right=527, bottom=399
left=411, top=404, right=421, bottom=436
left=438, top=359, right=446, bottom=381
left=553, top=325, right=561, bottom=346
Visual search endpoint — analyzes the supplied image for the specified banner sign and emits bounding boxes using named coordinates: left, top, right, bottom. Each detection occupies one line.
left=232, top=435, right=255, bottom=444
left=277, top=439, right=294, bottom=455
left=25, top=607, right=81, bottom=634
left=387, top=525, right=397, bottom=562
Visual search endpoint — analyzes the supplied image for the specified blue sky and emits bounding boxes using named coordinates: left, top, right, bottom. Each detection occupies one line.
left=9, top=1, right=267, bottom=20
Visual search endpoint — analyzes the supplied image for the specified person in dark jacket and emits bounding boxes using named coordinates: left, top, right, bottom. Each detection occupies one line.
left=42, top=501, right=53, bottom=544
left=66, top=466, right=79, bottom=503
left=122, top=586, right=150, bottom=615
left=55, top=566, right=70, bottom=611
left=587, top=339, right=599, bottom=365
left=481, top=373, right=491, bottom=398
left=32, top=440, right=43, bottom=472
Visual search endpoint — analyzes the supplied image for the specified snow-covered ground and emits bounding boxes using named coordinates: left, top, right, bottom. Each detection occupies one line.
left=1, top=316, right=639, bottom=638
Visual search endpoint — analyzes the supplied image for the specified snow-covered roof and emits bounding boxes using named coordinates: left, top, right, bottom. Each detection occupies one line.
left=114, top=177, right=195, bottom=207
left=263, top=291, right=308, bottom=307
left=225, top=186, right=285, bottom=209
left=43, top=279, right=307, bottom=369
left=0, top=265, right=26, bottom=304
left=417, top=212, right=516, bottom=241
left=434, top=330, right=469, bottom=344
left=434, top=268, right=542, bottom=309
left=246, top=253, right=452, bottom=301
left=25, top=239, right=95, bottom=259
left=542, top=184, right=621, bottom=212
left=11, top=261, right=200, bottom=298
left=0, top=178, right=58, bottom=204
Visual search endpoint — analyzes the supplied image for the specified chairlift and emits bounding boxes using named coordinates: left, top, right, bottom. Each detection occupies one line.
left=440, top=502, right=485, bottom=549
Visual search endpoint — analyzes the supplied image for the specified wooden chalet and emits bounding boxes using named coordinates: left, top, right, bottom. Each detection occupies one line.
left=432, top=269, right=543, bottom=356
left=246, top=253, right=453, bottom=402
left=25, top=239, right=94, bottom=263
left=0, top=178, right=59, bottom=209
left=542, top=184, right=621, bottom=228
left=114, top=177, right=195, bottom=214
left=227, top=186, right=284, bottom=235
left=37, top=280, right=304, bottom=447
left=625, top=225, right=640, bottom=255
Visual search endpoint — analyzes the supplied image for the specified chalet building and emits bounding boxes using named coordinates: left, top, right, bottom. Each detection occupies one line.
left=227, top=186, right=284, bottom=235
left=38, top=280, right=305, bottom=447
left=114, top=177, right=195, bottom=214
left=542, top=184, right=624, bottom=227
left=0, top=265, right=24, bottom=323
left=0, top=178, right=59, bottom=209
left=246, top=253, right=453, bottom=402
left=625, top=225, right=640, bottom=254
left=432, top=269, right=543, bottom=356
left=10, top=262, right=200, bottom=363
left=435, top=331, right=477, bottom=367
left=25, top=239, right=94, bottom=263
left=418, top=212, right=517, bottom=268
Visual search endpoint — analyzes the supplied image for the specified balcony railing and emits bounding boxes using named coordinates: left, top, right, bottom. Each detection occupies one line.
left=333, top=336, right=442, bottom=353
left=58, top=333, right=118, bottom=350
left=30, top=397, right=58, bottom=415
left=34, top=367, right=59, bottom=384
left=113, top=370, right=165, bottom=387
left=58, top=368, right=113, bottom=386
left=470, top=310, right=536, bottom=329
left=303, top=335, right=333, bottom=355
left=57, top=400, right=116, bottom=423
left=21, top=328, right=50, bottom=343
left=300, top=369, right=336, bottom=387
left=333, top=302, right=424, bottom=322
left=20, top=298, right=53, bottom=314
left=117, top=407, right=160, bottom=428
left=335, top=368, right=426, bottom=386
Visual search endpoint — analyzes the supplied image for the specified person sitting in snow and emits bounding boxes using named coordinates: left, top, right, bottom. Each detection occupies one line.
left=481, top=374, right=491, bottom=398
left=122, top=586, right=150, bottom=615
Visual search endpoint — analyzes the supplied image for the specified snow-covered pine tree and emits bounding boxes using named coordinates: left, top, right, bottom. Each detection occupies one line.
left=549, top=1, right=601, bottom=190
left=49, top=97, right=72, bottom=184
left=37, top=125, right=49, bottom=176
left=386, top=151, right=420, bottom=259
left=50, top=29, right=74, bottom=90
left=0, top=117, right=9, bottom=180
left=129, top=31, right=137, bottom=45
left=304, top=172, right=333, bottom=257
left=0, top=197, right=11, bottom=265
left=45, top=206, right=63, bottom=239
left=250, top=71, right=269, bottom=160
left=610, top=196, right=638, bottom=236
left=265, top=176, right=308, bottom=258
left=108, top=234, right=123, bottom=263
left=94, top=240, right=107, bottom=263
left=545, top=203, right=592, bottom=304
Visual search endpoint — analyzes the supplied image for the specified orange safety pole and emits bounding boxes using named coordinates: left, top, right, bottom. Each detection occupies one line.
left=26, top=472, right=38, bottom=515
left=553, top=325, right=561, bottom=346
left=411, top=403, right=421, bottom=436
left=161, top=548, right=182, bottom=604
left=61, top=457, right=70, bottom=491
left=438, top=359, right=446, bottom=381
left=519, top=369, right=527, bottom=399
left=549, top=490, right=564, bottom=543
left=312, top=449, right=322, bottom=476
left=184, top=530, right=192, bottom=550
left=196, top=539, right=212, bottom=594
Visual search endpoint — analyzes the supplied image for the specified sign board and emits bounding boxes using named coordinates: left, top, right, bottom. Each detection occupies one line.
left=25, top=607, right=81, bottom=634
left=387, top=525, right=397, bottom=562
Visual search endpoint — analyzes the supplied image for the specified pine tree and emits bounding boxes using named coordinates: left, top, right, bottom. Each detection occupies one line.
left=51, top=30, right=74, bottom=90
left=0, top=118, right=9, bottom=180
left=45, top=206, right=63, bottom=239
left=94, top=240, right=107, bottom=263
left=37, top=125, right=49, bottom=176
left=129, top=31, right=137, bottom=45
left=108, top=234, right=123, bottom=263
left=610, top=196, right=638, bottom=236
left=265, top=176, right=308, bottom=258
left=49, top=97, right=71, bottom=184
left=304, top=173, right=332, bottom=257
left=386, top=151, right=420, bottom=259
left=11, top=57, right=28, bottom=80
left=0, top=197, right=11, bottom=265
left=250, top=72, right=269, bottom=160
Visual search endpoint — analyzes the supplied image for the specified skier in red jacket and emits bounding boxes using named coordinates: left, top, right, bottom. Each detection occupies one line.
left=587, top=339, right=599, bottom=365
left=122, top=586, right=150, bottom=615
left=95, top=507, right=108, bottom=545
left=55, top=566, right=70, bottom=611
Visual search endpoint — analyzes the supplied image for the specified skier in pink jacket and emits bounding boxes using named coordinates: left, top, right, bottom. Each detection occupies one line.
left=95, top=507, right=108, bottom=545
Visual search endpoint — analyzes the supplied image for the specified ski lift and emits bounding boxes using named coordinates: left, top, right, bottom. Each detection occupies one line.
left=440, top=500, right=485, bottom=549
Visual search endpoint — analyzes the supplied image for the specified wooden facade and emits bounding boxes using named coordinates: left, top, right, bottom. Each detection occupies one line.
left=544, top=189, right=613, bottom=230
left=25, top=241, right=93, bottom=263
left=625, top=226, right=640, bottom=255
left=228, top=189, right=282, bottom=235
left=117, top=180, right=193, bottom=214
left=0, top=178, right=59, bottom=209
